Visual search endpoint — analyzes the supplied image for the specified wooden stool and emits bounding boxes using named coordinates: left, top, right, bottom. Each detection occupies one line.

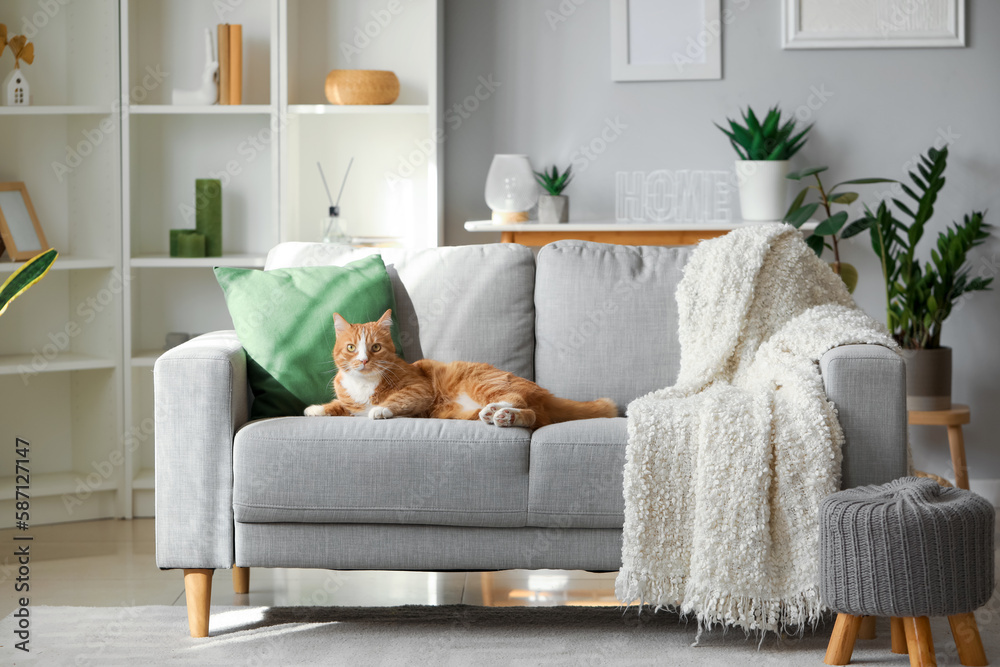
left=909, top=404, right=971, bottom=489
left=825, top=612, right=987, bottom=666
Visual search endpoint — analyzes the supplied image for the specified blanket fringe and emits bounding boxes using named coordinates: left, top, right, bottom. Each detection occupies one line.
left=617, top=567, right=826, bottom=647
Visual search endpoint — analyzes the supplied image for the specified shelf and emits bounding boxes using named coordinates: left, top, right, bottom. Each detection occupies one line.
left=0, top=472, right=117, bottom=501
left=132, top=469, right=155, bottom=491
left=0, top=106, right=115, bottom=116
left=465, top=221, right=821, bottom=233
left=288, top=104, right=430, bottom=115
left=0, top=256, right=116, bottom=274
left=131, top=351, right=163, bottom=367
left=0, top=354, right=117, bottom=376
left=128, top=105, right=275, bottom=115
left=130, top=255, right=267, bottom=268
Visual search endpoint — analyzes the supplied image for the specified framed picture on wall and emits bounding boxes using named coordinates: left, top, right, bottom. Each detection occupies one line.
left=0, top=182, right=49, bottom=261
left=611, top=0, right=722, bottom=82
left=783, top=0, right=965, bottom=49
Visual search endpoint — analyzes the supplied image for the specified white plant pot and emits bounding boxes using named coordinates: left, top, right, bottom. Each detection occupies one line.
left=538, top=194, right=569, bottom=223
left=734, top=160, right=789, bottom=222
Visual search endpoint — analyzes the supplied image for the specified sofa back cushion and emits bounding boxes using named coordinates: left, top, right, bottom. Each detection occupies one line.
left=265, top=242, right=536, bottom=380
left=534, top=241, right=691, bottom=413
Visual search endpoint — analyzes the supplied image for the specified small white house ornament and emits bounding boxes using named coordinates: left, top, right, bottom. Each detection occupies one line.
left=4, top=66, right=28, bottom=106
left=0, top=27, right=34, bottom=106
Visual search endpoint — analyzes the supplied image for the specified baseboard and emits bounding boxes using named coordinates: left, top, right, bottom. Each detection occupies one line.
left=969, top=478, right=1000, bottom=508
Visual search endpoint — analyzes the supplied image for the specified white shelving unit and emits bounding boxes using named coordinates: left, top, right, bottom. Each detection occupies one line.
left=280, top=0, right=443, bottom=249
left=0, top=0, right=125, bottom=527
left=0, top=0, right=442, bottom=526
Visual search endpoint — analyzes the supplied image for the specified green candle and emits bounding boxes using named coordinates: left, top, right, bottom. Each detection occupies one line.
left=195, top=178, right=222, bottom=257
left=170, top=229, right=198, bottom=257
left=177, top=232, right=206, bottom=258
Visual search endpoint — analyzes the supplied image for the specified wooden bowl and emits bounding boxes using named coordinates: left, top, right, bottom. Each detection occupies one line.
left=325, top=70, right=400, bottom=105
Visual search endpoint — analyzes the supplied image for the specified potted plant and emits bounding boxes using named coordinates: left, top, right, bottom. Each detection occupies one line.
left=782, top=166, right=895, bottom=293
left=534, top=164, right=572, bottom=223
left=852, top=146, right=992, bottom=409
left=715, top=106, right=811, bottom=221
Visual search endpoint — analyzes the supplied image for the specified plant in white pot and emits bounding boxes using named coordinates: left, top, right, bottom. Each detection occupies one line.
left=716, top=106, right=811, bottom=221
left=854, top=145, right=992, bottom=410
left=534, top=164, right=572, bottom=223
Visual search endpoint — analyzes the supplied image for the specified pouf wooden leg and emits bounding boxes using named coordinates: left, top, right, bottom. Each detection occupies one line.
left=825, top=613, right=863, bottom=665
left=948, top=612, right=987, bottom=666
left=233, top=566, right=250, bottom=594
left=859, top=616, right=877, bottom=639
left=184, top=569, right=214, bottom=638
left=902, top=616, right=937, bottom=667
left=891, top=617, right=909, bottom=654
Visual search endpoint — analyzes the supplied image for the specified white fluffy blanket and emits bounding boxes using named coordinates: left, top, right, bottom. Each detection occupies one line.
left=615, top=223, right=896, bottom=636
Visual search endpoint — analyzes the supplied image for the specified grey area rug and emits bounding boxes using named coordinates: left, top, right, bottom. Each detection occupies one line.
left=2, top=604, right=998, bottom=666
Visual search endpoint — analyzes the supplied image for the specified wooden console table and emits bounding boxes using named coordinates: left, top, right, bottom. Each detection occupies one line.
left=908, top=404, right=972, bottom=490
left=464, top=220, right=818, bottom=247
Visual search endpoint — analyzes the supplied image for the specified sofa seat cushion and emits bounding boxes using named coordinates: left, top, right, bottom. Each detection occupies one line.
left=527, top=418, right=627, bottom=529
left=233, top=417, right=530, bottom=527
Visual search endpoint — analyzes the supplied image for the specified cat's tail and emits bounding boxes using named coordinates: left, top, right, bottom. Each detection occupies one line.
left=543, top=395, right=618, bottom=423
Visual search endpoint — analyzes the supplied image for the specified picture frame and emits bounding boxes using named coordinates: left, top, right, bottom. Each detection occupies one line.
left=611, top=0, right=722, bottom=82
left=782, top=0, right=965, bottom=49
left=0, top=182, right=49, bottom=261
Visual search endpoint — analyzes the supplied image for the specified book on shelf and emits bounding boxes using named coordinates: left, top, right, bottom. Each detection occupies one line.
left=216, top=24, right=243, bottom=105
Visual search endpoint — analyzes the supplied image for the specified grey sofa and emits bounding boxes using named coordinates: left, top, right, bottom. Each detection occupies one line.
left=154, top=240, right=909, bottom=637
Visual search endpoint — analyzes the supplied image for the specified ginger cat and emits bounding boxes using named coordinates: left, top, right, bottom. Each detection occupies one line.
left=304, top=310, right=617, bottom=428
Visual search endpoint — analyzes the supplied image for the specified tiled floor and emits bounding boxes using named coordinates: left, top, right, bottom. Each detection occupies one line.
left=0, top=519, right=619, bottom=619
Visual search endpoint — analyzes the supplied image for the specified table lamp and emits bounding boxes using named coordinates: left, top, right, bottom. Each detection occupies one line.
left=485, top=154, right=538, bottom=223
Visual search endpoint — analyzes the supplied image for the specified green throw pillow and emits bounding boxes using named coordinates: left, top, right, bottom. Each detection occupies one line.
left=214, top=255, right=403, bottom=419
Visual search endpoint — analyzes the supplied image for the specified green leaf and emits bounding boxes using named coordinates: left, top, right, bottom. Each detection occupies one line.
left=830, top=192, right=859, bottom=205
left=805, top=234, right=826, bottom=256
left=787, top=166, right=828, bottom=181
left=785, top=187, right=811, bottom=219
left=841, top=218, right=874, bottom=239
left=784, top=201, right=821, bottom=228
left=0, top=248, right=59, bottom=317
left=831, top=177, right=896, bottom=188
left=813, top=211, right=849, bottom=236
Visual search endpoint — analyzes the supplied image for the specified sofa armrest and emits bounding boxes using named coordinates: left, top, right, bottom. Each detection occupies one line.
left=154, top=331, right=249, bottom=570
left=820, top=344, right=908, bottom=489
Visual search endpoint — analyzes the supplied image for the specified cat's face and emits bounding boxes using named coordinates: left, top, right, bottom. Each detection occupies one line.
left=332, top=309, right=396, bottom=375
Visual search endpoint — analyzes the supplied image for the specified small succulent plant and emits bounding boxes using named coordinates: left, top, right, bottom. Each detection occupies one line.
left=716, top=106, right=811, bottom=161
left=534, top=165, right=573, bottom=196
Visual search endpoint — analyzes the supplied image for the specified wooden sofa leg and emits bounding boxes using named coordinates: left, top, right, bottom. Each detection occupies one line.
left=184, top=569, right=214, bottom=638
left=233, top=566, right=250, bottom=594
left=825, top=613, right=863, bottom=665
left=902, top=616, right=937, bottom=667
left=891, top=617, right=909, bottom=654
left=949, top=612, right=987, bottom=666
left=859, top=615, right=877, bottom=639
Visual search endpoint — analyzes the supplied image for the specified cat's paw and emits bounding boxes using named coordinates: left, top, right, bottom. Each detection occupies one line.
left=304, top=405, right=326, bottom=417
left=369, top=406, right=394, bottom=420
left=479, top=402, right=513, bottom=425
left=492, top=407, right=522, bottom=427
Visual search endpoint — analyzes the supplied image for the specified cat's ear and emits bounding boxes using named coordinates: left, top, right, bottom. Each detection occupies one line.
left=376, top=309, right=393, bottom=330
left=332, top=313, right=350, bottom=333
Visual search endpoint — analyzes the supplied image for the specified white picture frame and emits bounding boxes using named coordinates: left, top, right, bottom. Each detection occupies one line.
left=611, top=0, right=722, bottom=82
left=783, top=0, right=965, bottom=49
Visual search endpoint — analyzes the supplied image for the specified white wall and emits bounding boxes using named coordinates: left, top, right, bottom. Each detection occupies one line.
left=443, top=0, right=1000, bottom=484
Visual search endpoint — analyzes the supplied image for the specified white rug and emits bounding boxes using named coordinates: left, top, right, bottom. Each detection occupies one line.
left=3, top=603, right=998, bottom=665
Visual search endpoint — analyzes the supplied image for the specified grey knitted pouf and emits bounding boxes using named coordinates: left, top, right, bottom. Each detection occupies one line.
left=820, top=476, right=994, bottom=618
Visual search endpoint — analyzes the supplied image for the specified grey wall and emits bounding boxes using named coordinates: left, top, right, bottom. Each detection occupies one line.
left=443, top=0, right=1000, bottom=485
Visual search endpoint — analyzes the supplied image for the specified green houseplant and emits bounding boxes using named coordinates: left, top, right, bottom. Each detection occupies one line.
left=0, top=248, right=57, bottom=317
left=715, top=106, right=811, bottom=221
left=782, top=166, right=895, bottom=293
left=534, top=164, right=572, bottom=224
left=852, top=146, right=992, bottom=409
